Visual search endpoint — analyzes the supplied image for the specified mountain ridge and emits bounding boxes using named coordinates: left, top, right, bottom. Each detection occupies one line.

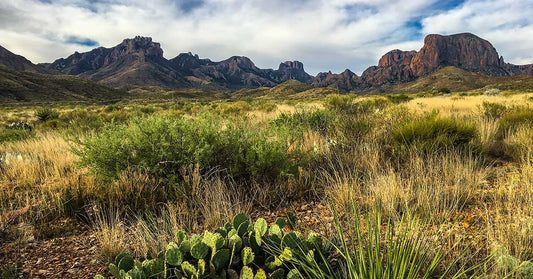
left=1, top=32, right=533, bottom=97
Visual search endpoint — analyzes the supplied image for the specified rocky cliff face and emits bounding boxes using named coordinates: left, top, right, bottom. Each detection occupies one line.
left=409, top=33, right=505, bottom=77
left=310, top=69, right=362, bottom=92
left=348, top=33, right=533, bottom=89
left=361, top=50, right=417, bottom=85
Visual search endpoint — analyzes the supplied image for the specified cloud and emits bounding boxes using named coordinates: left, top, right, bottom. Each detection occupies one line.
left=0, top=0, right=531, bottom=75
left=64, top=36, right=99, bottom=46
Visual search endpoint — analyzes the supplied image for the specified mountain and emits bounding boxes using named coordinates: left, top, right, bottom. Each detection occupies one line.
left=4, top=32, right=532, bottom=95
left=43, top=36, right=190, bottom=88
left=0, top=65, right=125, bottom=103
left=312, top=33, right=533, bottom=92
left=310, top=69, right=362, bottom=92
left=44, top=36, right=312, bottom=89
left=0, top=45, right=55, bottom=74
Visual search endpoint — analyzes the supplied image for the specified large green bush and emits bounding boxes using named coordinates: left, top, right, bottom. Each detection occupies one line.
left=76, top=115, right=300, bottom=182
left=393, top=115, right=478, bottom=153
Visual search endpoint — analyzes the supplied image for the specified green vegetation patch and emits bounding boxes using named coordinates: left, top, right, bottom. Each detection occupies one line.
left=76, top=115, right=302, bottom=183
left=393, top=115, right=478, bottom=153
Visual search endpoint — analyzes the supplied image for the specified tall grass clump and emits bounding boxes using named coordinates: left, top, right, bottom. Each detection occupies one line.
left=498, top=108, right=533, bottom=138
left=393, top=114, right=478, bottom=155
left=272, top=109, right=335, bottom=135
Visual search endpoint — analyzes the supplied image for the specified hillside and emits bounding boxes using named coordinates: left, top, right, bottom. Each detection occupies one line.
left=0, top=65, right=125, bottom=103
left=385, top=66, right=533, bottom=94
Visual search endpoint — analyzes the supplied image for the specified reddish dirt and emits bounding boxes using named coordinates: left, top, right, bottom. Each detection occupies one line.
left=1, top=231, right=108, bottom=278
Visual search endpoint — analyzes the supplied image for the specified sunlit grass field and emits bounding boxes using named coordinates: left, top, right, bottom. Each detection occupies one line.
left=1, top=90, right=533, bottom=278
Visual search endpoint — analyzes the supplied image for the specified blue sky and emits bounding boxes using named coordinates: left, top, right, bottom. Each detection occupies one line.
left=1, top=0, right=532, bottom=75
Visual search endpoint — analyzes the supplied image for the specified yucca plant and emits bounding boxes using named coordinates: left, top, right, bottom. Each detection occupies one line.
left=286, top=203, right=489, bottom=279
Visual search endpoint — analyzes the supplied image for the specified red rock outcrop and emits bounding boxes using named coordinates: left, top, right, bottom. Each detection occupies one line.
left=361, top=50, right=417, bottom=85
left=409, top=33, right=504, bottom=77
left=310, top=69, right=362, bottom=92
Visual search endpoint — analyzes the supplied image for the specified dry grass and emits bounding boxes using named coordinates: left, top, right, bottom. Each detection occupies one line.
left=406, top=93, right=533, bottom=117
left=0, top=133, right=94, bottom=234
left=2, top=93, right=533, bottom=277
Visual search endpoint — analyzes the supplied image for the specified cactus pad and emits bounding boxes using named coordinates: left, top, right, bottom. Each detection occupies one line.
left=191, top=242, right=209, bottom=259
left=165, top=247, right=183, bottom=266
left=118, top=254, right=134, bottom=272
left=254, top=269, right=267, bottom=279
left=211, top=248, right=230, bottom=271
left=181, top=261, right=197, bottom=277
left=240, top=266, right=254, bottom=279
left=254, top=218, right=268, bottom=236
left=241, top=247, right=255, bottom=266
left=233, top=213, right=248, bottom=229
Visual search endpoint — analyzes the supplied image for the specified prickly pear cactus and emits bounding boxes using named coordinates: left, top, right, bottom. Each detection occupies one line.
left=97, top=213, right=332, bottom=279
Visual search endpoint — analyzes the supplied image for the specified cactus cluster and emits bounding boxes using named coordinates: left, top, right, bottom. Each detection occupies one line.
left=95, top=214, right=333, bottom=279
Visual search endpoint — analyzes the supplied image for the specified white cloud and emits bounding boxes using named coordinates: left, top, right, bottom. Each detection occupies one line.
left=0, top=0, right=532, bottom=75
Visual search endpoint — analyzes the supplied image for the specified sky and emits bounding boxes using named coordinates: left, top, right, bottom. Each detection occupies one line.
left=1, top=0, right=532, bottom=75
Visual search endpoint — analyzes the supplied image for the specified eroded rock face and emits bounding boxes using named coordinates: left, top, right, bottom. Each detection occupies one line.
left=310, top=69, right=362, bottom=91
left=410, top=33, right=502, bottom=76
left=354, top=33, right=533, bottom=88
left=40, top=33, right=533, bottom=91
left=106, top=36, right=164, bottom=62
left=279, top=61, right=304, bottom=71
left=361, top=50, right=417, bottom=85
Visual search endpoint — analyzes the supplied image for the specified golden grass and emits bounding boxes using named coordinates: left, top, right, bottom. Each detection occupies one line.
left=2, top=93, right=533, bottom=277
left=405, top=93, right=533, bottom=117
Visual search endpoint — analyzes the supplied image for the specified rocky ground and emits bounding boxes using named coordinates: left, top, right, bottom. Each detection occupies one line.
left=0, top=201, right=335, bottom=278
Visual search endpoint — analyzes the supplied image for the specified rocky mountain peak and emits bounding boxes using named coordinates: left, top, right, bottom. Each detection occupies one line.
left=114, top=36, right=163, bottom=58
left=378, top=50, right=417, bottom=67
left=223, top=56, right=256, bottom=69
left=410, top=33, right=502, bottom=76
left=279, top=61, right=304, bottom=71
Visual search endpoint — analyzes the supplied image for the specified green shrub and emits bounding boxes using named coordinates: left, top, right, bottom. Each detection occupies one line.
left=272, top=109, right=335, bottom=136
left=0, top=128, right=32, bottom=143
left=499, top=109, right=533, bottom=137
left=35, top=107, right=60, bottom=121
left=325, top=94, right=355, bottom=111
left=386, top=94, right=413, bottom=104
left=76, top=115, right=300, bottom=183
left=96, top=214, right=330, bottom=279
left=438, top=88, right=451, bottom=94
left=60, top=109, right=104, bottom=133
left=481, top=102, right=508, bottom=119
left=393, top=115, right=478, bottom=153
left=138, top=106, right=156, bottom=114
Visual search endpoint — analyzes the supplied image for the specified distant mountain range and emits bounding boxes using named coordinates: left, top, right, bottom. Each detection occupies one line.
left=0, top=32, right=532, bottom=101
